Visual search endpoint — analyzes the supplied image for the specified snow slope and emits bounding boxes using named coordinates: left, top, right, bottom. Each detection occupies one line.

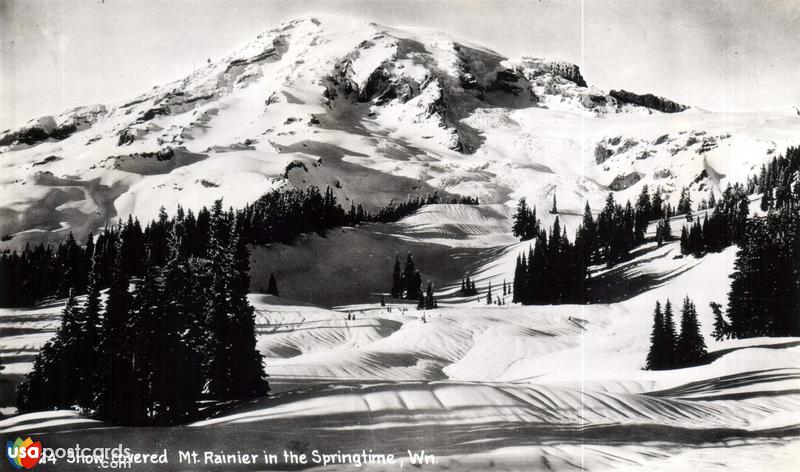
left=2, top=204, right=799, bottom=470
left=1, top=14, right=797, bottom=251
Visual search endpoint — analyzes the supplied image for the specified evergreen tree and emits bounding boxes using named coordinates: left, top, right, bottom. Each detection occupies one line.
left=581, top=202, right=597, bottom=261
left=206, top=202, right=235, bottom=399
left=97, top=221, right=137, bottom=424
left=391, top=254, right=403, bottom=298
left=486, top=281, right=492, bottom=305
left=662, top=299, right=677, bottom=368
left=160, top=223, right=204, bottom=423
left=403, top=252, right=418, bottom=299
left=512, top=198, right=531, bottom=239
left=128, top=251, right=165, bottom=424
left=424, top=280, right=435, bottom=309
left=652, top=188, right=664, bottom=220
left=760, top=187, right=773, bottom=212
left=709, top=302, right=729, bottom=341
left=226, top=219, right=269, bottom=399
left=680, top=226, right=689, bottom=254
left=634, top=185, right=652, bottom=243
left=76, top=256, right=103, bottom=409
left=513, top=254, right=526, bottom=303
left=676, top=297, right=707, bottom=367
left=408, top=270, right=422, bottom=301
left=645, top=301, right=665, bottom=370
left=551, top=193, right=558, bottom=214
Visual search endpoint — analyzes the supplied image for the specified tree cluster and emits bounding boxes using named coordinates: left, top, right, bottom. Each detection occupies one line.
left=511, top=198, right=540, bottom=241
left=513, top=217, right=587, bottom=305
left=459, top=275, right=478, bottom=296
left=755, top=147, right=800, bottom=213
left=679, top=183, right=751, bottom=256
left=1, top=187, right=454, bottom=308
left=17, top=202, right=268, bottom=425
left=391, top=252, right=423, bottom=300
left=727, top=210, right=799, bottom=338
left=417, top=280, right=438, bottom=310
left=645, top=297, right=707, bottom=370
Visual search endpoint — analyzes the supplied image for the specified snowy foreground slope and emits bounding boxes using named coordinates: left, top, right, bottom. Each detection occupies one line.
left=1, top=14, right=799, bottom=251
left=1, top=205, right=799, bottom=471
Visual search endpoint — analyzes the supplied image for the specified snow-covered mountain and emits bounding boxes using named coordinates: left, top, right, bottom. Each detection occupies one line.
left=1, top=14, right=797, bottom=248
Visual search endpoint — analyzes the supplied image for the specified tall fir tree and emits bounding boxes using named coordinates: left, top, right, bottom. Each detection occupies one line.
left=676, top=297, right=707, bottom=367
left=226, top=218, right=269, bottom=399
left=645, top=301, right=665, bottom=370
left=662, top=299, right=677, bottom=368
left=391, top=254, right=403, bottom=298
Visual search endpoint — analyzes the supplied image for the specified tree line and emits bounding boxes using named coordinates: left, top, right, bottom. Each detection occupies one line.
left=1, top=187, right=471, bottom=307
left=513, top=185, right=675, bottom=272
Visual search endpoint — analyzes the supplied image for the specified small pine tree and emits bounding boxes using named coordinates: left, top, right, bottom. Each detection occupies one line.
left=551, top=193, right=558, bottom=214
left=661, top=216, right=671, bottom=241
left=709, top=302, right=728, bottom=341
left=486, top=281, right=493, bottom=305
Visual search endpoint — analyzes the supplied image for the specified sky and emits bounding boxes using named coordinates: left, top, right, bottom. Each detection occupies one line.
left=1, top=0, right=799, bottom=130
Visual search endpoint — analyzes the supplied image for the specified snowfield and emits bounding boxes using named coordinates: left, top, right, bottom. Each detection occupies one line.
left=2, top=204, right=799, bottom=471
left=1, top=14, right=798, bottom=254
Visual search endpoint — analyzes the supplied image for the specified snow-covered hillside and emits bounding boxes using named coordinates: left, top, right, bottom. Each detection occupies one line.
left=2, top=202, right=799, bottom=470
left=1, top=14, right=797, bottom=250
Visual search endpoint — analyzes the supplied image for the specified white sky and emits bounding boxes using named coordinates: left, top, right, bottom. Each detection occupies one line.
left=1, top=0, right=799, bottom=130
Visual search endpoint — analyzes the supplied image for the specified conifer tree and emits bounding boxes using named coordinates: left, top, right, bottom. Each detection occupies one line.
left=129, top=251, right=164, bottom=424
left=551, top=193, right=558, bottom=214
left=581, top=202, right=597, bottom=261
left=486, top=281, right=492, bottom=305
left=160, top=223, right=203, bottom=423
left=206, top=202, right=235, bottom=399
left=709, top=302, right=729, bottom=341
left=226, top=218, right=269, bottom=399
left=408, top=270, right=422, bottom=301
left=97, top=222, right=137, bottom=424
left=424, top=280, right=435, bottom=309
left=662, top=299, right=677, bottom=368
left=391, top=254, right=403, bottom=298
left=74, top=258, right=103, bottom=409
left=645, top=301, right=665, bottom=370
left=676, top=297, right=707, bottom=367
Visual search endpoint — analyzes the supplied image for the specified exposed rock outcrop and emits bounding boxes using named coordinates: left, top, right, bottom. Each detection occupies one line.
left=609, top=89, right=688, bottom=113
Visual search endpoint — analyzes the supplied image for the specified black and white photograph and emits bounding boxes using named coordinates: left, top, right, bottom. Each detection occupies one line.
left=0, top=0, right=798, bottom=470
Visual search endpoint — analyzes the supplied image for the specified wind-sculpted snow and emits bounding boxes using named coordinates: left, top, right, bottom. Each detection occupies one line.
left=2, top=229, right=800, bottom=470
left=389, top=203, right=517, bottom=247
